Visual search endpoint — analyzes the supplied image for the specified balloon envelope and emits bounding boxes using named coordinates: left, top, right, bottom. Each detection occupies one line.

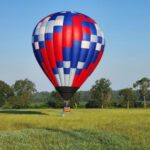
left=32, top=11, right=105, bottom=99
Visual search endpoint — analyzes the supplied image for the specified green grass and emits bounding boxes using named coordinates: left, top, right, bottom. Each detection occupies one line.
left=0, top=109, right=150, bottom=150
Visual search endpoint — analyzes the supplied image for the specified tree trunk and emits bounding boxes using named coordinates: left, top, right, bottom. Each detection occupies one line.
left=101, top=104, right=103, bottom=109
left=74, top=102, right=77, bottom=109
left=127, top=100, right=129, bottom=109
left=143, top=96, right=146, bottom=108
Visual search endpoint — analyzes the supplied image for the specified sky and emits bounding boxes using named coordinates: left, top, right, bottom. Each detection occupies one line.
left=0, top=0, right=150, bottom=92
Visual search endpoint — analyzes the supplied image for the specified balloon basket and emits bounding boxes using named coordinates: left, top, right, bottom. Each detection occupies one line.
left=63, top=100, right=70, bottom=112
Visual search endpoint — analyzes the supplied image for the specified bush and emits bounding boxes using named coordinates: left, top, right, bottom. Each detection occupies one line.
left=134, top=101, right=150, bottom=108
left=28, top=103, right=49, bottom=108
left=78, top=101, right=87, bottom=108
left=47, top=99, right=63, bottom=108
left=86, top=100, right=99, bottom=108
left=1, top=103, right=13, bottom=109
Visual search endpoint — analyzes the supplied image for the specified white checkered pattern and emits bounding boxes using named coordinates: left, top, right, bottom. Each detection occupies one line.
left=39, top=34, right=44, bottom=41
left=69, top=68, right=76, bottom=86
left=58, top=68, right=65, bottom=86
left=38, top=20, right=49, bottom=42
left=63, top=61, right=71, bottom=86
left=34, top=22, right=42, bottom=35
left=55, top=16, right=64, bottom=26
left=39, top=22, right=47, bottom=34
left=64, top=74, right=69, bottom=86
left=55, top=74, right=61, bottom=86
left=77, top=62, right=84, bottom=69
left=34, top=42, right=39, bottom=50
left=95, top=43, right=102, bottom=51
left=90, top=35, right=98, bottom=42
left=101, top=32, right=105, bottom=45
left=63, top=61, right=70, bottom=68
left=33, top=17, right=51, bottom=46
left=94, top=23, right=103, bottom=37
left=45, top=20, right=55, bottom=33
left=81, top=41, right=90, bottom=49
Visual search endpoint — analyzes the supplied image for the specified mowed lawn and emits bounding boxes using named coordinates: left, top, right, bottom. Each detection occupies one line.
left=0, top=109, right=150, bottom=150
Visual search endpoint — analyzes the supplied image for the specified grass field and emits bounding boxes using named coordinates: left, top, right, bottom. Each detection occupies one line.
left=0, top=109, right=150, bottom=150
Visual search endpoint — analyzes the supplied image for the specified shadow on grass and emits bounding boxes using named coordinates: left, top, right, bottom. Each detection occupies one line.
left=0, top=110, right=46, bottom=115
left=42, top=128, right=137, bottom=149
left=44, top=128, right=90, bottom=141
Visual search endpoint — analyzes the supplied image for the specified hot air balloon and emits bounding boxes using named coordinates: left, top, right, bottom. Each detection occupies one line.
left=32, top=11, right=105, bottom=112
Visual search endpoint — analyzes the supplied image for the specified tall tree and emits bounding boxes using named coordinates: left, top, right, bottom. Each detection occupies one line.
left=51, top=90, right=62, bottom=100
left=70, top=92, right=81, bottom=108
left=119, top=88, right=136, bottom=108
left=90, top=78, right=112, bottom=108
left=32, top=91, right=51, bottom=103
left=133, top=77, right=150, bottom=108
left=48, top=91, right=63, bottom=108
left=13, top=79, right=36, bottom=96
left=11, top=79, right=36, bottom=108
left=0, top=80, right=13, bottom=106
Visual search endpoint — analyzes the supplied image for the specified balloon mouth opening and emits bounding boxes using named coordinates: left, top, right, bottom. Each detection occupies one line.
left=55, top=86, right=79, bottom=100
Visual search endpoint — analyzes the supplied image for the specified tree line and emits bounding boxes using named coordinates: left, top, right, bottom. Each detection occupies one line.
left=0, top=77, right=150, bottom=109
